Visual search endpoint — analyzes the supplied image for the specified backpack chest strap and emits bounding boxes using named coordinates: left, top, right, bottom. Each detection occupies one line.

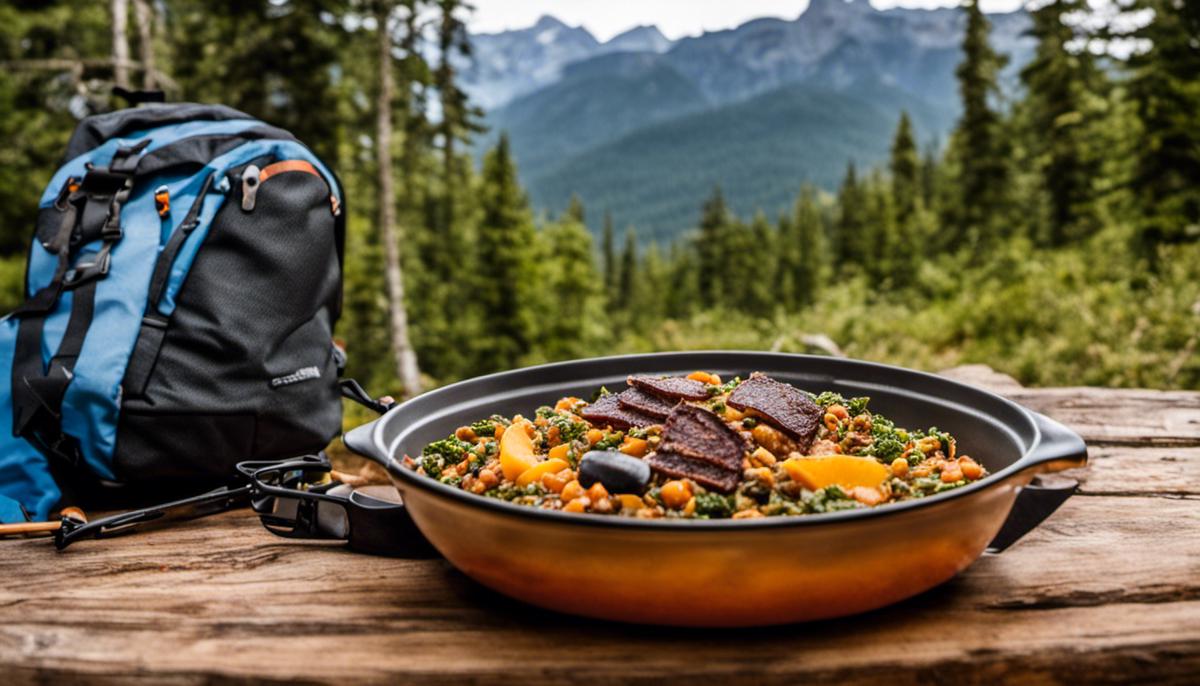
left=9, top=141, right=146, bottom=467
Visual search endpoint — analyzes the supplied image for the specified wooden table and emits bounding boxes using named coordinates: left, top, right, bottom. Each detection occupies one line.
left=2, top=366, right=1197, bottom=684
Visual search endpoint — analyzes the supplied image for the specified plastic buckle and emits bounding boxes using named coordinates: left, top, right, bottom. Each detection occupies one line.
left=62, top=248, right=112, bottom=290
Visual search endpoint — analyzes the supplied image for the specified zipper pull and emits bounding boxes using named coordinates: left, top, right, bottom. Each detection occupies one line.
left=241, top=165, right=261, bottom=211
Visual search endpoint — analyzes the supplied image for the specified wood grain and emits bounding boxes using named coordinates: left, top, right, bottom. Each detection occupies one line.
left=1, top=367, right=1197, bottom=684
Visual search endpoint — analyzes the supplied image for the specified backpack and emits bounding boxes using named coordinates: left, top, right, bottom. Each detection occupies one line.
left=0, top=103, right=346, bottom=522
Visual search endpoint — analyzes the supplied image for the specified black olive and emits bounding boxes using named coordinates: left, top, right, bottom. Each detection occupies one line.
left=578, top=450, right=651, bottom=494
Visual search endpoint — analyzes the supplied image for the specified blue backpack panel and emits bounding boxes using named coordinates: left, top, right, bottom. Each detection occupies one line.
left=1, top=104, right=346, bottom=521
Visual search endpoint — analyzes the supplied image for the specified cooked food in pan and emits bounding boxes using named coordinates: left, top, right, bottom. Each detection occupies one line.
left=404, top=372, right=987, bottom=519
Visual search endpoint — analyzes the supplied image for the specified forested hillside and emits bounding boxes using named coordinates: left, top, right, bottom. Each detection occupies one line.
left=478, top=0, right=1036, bottom=239
left=0, top=0, right=1197, bottom=413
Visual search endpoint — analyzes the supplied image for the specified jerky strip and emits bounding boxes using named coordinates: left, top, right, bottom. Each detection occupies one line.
left=579, top=392, right=657, bottom=430
left=647, top=451, right=740, bottom=494
left=627, top=375, right=711, bottom=402
left=726, top=372, right=821, bottom=450
left=659, top=404, right=746, bottom=472
left=617, top=387, right=677, bottom=420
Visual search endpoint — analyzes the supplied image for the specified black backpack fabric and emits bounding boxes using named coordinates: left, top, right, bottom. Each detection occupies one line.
left=0, top=103, right=346, bottom=521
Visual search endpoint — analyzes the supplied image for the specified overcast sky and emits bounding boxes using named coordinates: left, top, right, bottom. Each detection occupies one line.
left=470, top=1, right=1027, bottom=42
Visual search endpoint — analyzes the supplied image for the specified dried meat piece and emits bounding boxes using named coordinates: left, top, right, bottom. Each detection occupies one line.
left=659, top=404, right=746, bottom=472
left=579, top=392, right=657, bottom=430
left=647, top=451, right=740, bottom=494
left=627, top=375, right=711, bottom=402
left=727, top=372, right=822, bottom=450
left=617, top=387, right=677, bottom=420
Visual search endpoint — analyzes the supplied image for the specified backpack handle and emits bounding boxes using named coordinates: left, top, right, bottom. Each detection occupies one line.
left=112, top=86, right=166, bottom=106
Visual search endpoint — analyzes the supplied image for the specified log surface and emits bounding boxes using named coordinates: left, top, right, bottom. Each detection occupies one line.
left=2, top=366, right=1198, bottom=685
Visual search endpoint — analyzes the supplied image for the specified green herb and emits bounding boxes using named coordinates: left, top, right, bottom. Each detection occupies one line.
left=420, top=436, right=473, bottom=476
left=548, top=413, right=588, bottom=443
left=694, top=492, right=733, bottom=518
left=594, top=432, right=625, bottom=451
left=469, top=419, right=498, bottom=436
left=742, top=417, right=758, bottom=428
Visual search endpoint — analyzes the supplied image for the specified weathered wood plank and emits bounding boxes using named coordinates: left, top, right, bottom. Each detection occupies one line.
left=1065, top=445, right=1200, bottom=497
left=939, top=367, right=1200, bottom=447
left=2, top=375, right=1198, bottom=684
left=0, top=494, right=1196, bottom=685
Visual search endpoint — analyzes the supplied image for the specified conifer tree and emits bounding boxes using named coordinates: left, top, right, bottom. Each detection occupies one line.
left=835, top=161, right=867, bottom=268
left=1125, top=0, right=1200, bottom=252
left=565, top=194, right=586, bottom=225
left=1020, top=0, right=1104, bottom=246
left=696, top=186, right=729, bottom=302
left=539, top=216, right=603, bottom=361
left=601, top=210, right=616, bottom=300
left=475, top=134, right=536, bottom=373
left=618, top=227, right=637, bottom=308
left=790, top=185, right=825, bottom=307
left=890, top=111, right=921, bottom=226
left=952, top=0, right=1010, bottom=249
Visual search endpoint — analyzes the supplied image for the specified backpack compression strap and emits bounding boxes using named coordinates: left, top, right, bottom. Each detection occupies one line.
left=9, top=141, right=146, bottom=467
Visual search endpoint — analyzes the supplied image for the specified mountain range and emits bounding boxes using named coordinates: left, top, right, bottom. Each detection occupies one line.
left=462, top=0, right=1034, bottom=242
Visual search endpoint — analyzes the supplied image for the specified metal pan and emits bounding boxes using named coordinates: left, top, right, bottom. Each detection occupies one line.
left=344, top=352, right=1087, bottom=627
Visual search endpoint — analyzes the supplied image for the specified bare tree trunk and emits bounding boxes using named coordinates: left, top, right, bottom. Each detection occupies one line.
left=376, top=3, right=423, bottom=399
left=132, top=0, right=156, bottom=90
left=110, top=0, right=131, bottom=89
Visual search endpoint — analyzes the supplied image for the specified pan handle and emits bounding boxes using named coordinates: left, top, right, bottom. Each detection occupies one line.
left=1016, top=410, right=1089, bottom=476
left=343, top=413, right=392, bottom=467
left=986, top=411, right=1088, bottom=553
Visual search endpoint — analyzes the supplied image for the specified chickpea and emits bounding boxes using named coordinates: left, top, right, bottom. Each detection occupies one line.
left=586, top=482, right=610, bottom=502
left=733, top=509, right=764, bottom=520
left=563, top=498, right=588, bottom=513
left=478, top=469, right=499, bottom=489
left=554, top=396, right=581, bottom=412
left=591, top=497, right=614, bottom=515
left=752, top=423, right=794, bottom=456
left=823, top=413, right=840, bottom=432
left=890, top=457, right=909, bottom=477
left=560, top=480, right=585, bottom=502
left=745, top=466, right=774, bottom=488
left=917, top=437, right=942, bottom=454
left=586, top=428, right=604, bottom=446
left=828, top=404, right=850, bottom=420
left=455, top=426, right=476, bottom=442
left=959, top=457, right=983, bottom=480
left=750, top=447, right=777, bottom=468
left=636, top=507, right=663, bottom=519
left=542, top=471, right=569, bottom=493
left=941, top=467, right=964, bottom=483
left=851, top=414, right=872, bottom=432
left=660, top=480, right=693, bottom=509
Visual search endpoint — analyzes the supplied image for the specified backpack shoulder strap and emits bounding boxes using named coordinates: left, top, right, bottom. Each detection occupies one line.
left=10, top=141, right=146, bottom=466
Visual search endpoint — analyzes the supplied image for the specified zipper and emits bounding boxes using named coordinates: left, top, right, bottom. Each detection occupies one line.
left=241, top=160, right=337, bottom=215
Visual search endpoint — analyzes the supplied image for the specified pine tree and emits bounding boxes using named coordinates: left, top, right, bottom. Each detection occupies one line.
left=1125, top=0, right=1200, bottom=252
left=539, top=216, right=603, bottom=361
left=790, top=184, right=825, bottom=308
left=890, top=111, right=921, bottom=226
left=565, top=193, right=586, bottom=225
left=835, top=161, right=867, bottom=268
left=601, top=210, right=616, bottom=300
left=433, top=0, right=483, bottom=240
left=1020, top=0, right=1104, bottom=246
left=475, top=134, right=536, bottom=373
left=618, top=227, right=637, bottom=309
left=696, top=186, right=729, bottom=302
left=165, top=0, right=350, bottom=163
left=952, top=0, right=1010, bottom=250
